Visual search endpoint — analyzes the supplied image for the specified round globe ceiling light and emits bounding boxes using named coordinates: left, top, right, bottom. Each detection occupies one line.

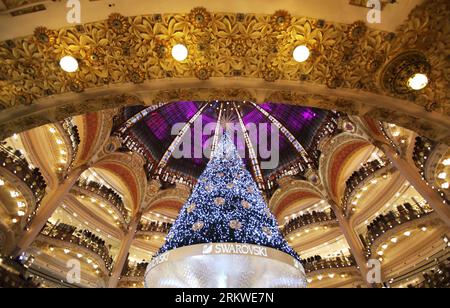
left=172, top=44, right=188, bottom=62
left=407, top=73, right=429, bottom=91
left=293, top=45, right=310, bottom=63
left=59, top=56, right=79, bottom=73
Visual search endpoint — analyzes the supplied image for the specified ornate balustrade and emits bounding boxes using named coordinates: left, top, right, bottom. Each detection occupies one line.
left=122, top=261, right=148, bottom=278
left=387, top=249, right=450, bottom=288
left=0, top=144, right=47, bottom=220
left=303, top=255, right=356, bottom=274
left=73, top=180, right=129, bottom=223
left=0, top=256, right=39, bottom=288
left=342, top=159, right=388, bottom=214
left=55, top=119, right=80, bottom=169
left=282, top=209, right=337, bottom=237
left=137, top=220, right=172, bottom=236
left=412, top=136, right=436, bottom=173
left=360, top=202, right=434, bottom=257
left=39, top=222, right=113, bottom=271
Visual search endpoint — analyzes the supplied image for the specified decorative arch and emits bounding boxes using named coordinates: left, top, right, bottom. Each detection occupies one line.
left=319, top=133, right=372, bottom=202
left=270, top=178, right=324, bottom=219
left=93, top=152, right=147, bottom=214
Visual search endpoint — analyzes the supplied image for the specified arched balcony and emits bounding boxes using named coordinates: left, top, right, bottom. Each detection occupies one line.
left=387, top=249, right=450, bottom=288
left=118, top=260, right=148, bottom=288
left=303, top=255, right=357, bottom=274
left=53, top=119, right=80, bottom=170
left=360, top=202, right=435, bottom=257
left=37, top=221, right=114, bottom=272
left=281, top=209, right=337, bottom=237
left=0, top=144, right=47, bottom=248
left=136, top=220, right=172, bottom=241
left=72, top=180, right=129, bottom=225
left=341, top=159, right=390, bottom=215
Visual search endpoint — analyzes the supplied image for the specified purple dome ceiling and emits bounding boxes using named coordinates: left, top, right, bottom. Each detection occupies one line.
left=119, top=101, right=339, bottom=189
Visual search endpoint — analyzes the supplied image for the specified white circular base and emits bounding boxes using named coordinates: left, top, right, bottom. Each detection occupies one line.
left=145, top=243, right=307, bottom=288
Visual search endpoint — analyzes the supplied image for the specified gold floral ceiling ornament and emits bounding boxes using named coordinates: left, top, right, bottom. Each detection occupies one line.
left=327, top=75, right=344, bottom=89
left=381, top=50, right=431, bottom=95
left=87, top=47, right=105, bottom=65
left=107, top=13, right=129, bottom=34
left=68, top=79, right=84, bottom=93
left=263, top=67, right=280, bottom=82
left=366, top=54, right=386, bottom=73
left=231, top=39, right=248, bottom=57
left=0, top=0, right=447, bottom=132
left=347, top=21, right=367, bottom=41
left=128, top=69, right=146, bottom=84
left=33, top=26, right=55, bottom=46
left=195, top=64, right=211, bottom=80
left=188, top=7, right=211, bottom=29
left=271, top=10, right=291, bottom=31
left=154, top=39, right=169, bottom=58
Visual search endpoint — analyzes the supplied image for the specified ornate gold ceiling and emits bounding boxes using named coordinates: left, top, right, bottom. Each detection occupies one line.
left=0, top=0, right=448, bottom=144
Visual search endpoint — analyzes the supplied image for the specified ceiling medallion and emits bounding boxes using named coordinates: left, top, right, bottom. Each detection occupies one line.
left=33, top=26, right=55, bottom=46
left=87, top=47, right=105, bottom=65
left=381, top=50, right=431, bottom=95
left=271, top=10, right=291, bottom=31
left=195, top=64, right=211, bottom=80
left=347, top=21, right=367, bottom=41
left=229, top=220, right=242, bottom=230
left=107, top=13, right=129, bottom=34
left=188, top=7, right=211, bottom=29
left=231, top=39, right=248, bottom=57
left=263, top=67, right=280, bottom=82
left=154, top=39, right=169, bottom=58
left=326, top=76, right=344, bottom=89
left=192, top=221, right=204, bottom=231
left=128, top=69, right=146, bottom=84
left=68, top=80, right=84, bottom=93
left=366, top=54, right=386, bottom=73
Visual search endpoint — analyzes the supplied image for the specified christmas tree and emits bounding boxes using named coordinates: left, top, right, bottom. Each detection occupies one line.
left=157, top=132, right=301, bottom=262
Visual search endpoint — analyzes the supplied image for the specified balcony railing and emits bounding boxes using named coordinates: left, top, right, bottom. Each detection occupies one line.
left=56, top=119, right=80, bottom=169
left=342, top=159, right=387, bottom=214
left=282, top=209, right=337, bottom=237
left=412, top=136, right=436, bottom=173
left=74, top=180, right=129, bottom=222
left=0, top=144, right=47, bottom=216
left=303, top=255, right=356, bottom=274
left=0, top=256, right=39, bottom=288
left=40, top=222, right=113, bottom=271
left=122, top=261, right=148, bottom=278
left=360, top=202, right=434, bottom=257
left=137, top=220, right=172, bottom=234
left=387, top=249, right=450, bottom=288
